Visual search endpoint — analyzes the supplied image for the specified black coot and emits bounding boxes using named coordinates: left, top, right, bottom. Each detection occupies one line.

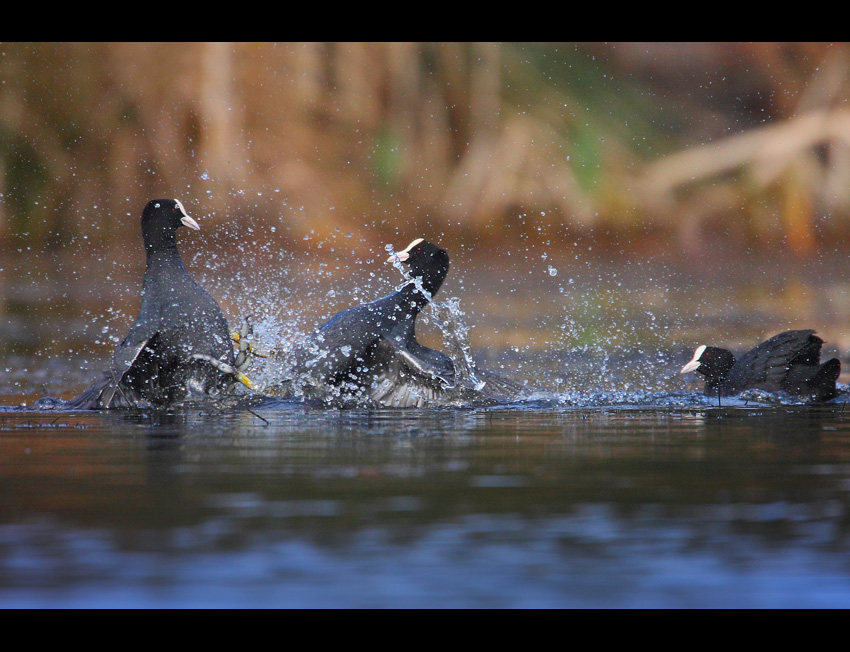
left=66, top=199, right=252, bottom=409
left=285, top=238, right=521, bottom=407
left=680, top=329, right=840, bottom=402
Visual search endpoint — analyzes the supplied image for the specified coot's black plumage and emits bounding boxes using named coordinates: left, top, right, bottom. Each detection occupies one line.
left=66, top=199, right=251, bottom=409
left=680, top=329, right=840, bottom=402
left=288, top=238, right=520, bottom=407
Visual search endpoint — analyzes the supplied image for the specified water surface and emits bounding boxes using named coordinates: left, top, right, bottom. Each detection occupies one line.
left=2, top=398, right=850, bottom=608
left=3, top=247, right=850, bottom=607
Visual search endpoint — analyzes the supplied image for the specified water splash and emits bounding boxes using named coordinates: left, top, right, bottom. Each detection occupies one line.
left=387, top=250, right=491, bottom=393
left=425, top=297, right=485, bottom=391
left=63, top=222, right=837, bottom=412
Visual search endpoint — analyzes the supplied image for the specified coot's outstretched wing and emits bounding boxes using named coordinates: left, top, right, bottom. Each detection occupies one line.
left=65, top=369, right=141, bottom=410
left=364, top=338, right=455, bottom=407
left=65, top=323, right=158, bottom=409
left=365, top=335, right=524, bottom=407
left=472, top=366, right=526, bottom=401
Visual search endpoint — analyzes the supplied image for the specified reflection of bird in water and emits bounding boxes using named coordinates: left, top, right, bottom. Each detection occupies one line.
left=66, top=199, right=254, bottom=409
left=680, top=329, right=840, bottom=402
left=277, top=238, right=523, bottom=407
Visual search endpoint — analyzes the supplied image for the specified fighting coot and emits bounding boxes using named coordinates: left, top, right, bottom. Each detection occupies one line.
left=680, top=329, right=840, bottom=402
left=66, top=199, right=253, bottom=409
left=281, top=238, right=521, bottom=407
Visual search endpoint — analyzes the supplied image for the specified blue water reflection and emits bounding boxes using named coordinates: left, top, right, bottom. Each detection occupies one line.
left=3, top=505, right=850, bottom=608
left=2, top=404, right=850, bottom=607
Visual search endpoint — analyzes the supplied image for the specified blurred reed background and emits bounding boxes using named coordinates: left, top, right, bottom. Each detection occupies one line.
left=6, top=42, right=850, bottom=254
left=3, top=42, right=850, bottom=392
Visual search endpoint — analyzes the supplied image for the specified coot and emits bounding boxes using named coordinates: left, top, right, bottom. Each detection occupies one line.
left=680, top=329, right=840, bottom=402
left=66, top=199, right=252, bottom=409
left=282, top=238, right=521, bottom=407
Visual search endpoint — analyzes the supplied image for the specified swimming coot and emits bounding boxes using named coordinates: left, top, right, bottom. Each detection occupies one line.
left=680, top=329, right=840, bottom=402
left=282, top=238, right=521, bottom=407
left=66, top=199, right=253, bottom=409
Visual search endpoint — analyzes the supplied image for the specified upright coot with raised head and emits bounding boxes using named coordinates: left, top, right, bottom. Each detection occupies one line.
left=680, top=329, right=840, bottom=402
left=284, top=238, right=521, bottom=407
left=66, top=199, right=252, bottom=409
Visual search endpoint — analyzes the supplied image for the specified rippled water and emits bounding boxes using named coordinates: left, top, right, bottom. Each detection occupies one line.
left=4, top=245, right=850, bottom=607
left=2, top=399, right=850, bottom=608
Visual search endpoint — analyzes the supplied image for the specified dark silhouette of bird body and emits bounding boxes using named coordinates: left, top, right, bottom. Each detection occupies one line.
left=681, top=329, right=840, bottom=402
left=286, top=238, right=520, bottom=407
left=67, top=199, right=249, bottom=409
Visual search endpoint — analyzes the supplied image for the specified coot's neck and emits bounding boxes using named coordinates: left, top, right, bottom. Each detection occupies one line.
left=397, top=279, right=437, bottom=313
left=143, top=237, right=189, bottom=287
left=144, top=226, right=185, bottom=269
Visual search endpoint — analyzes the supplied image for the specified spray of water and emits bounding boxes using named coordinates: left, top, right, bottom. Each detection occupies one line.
left=51, top=191, right=838, bottom=411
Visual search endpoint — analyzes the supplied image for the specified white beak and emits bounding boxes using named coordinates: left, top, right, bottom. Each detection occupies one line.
left=387, top=237, right=424, bottom=263
left=181, top=215, right=200, bottom=230
left=680, top=344, right=706, bottom=374
left=175, top=198, right=200, bottom=230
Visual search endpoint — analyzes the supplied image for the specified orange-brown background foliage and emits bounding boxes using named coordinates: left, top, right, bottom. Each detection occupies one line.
left=4, top=42, right=850, bottom=259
